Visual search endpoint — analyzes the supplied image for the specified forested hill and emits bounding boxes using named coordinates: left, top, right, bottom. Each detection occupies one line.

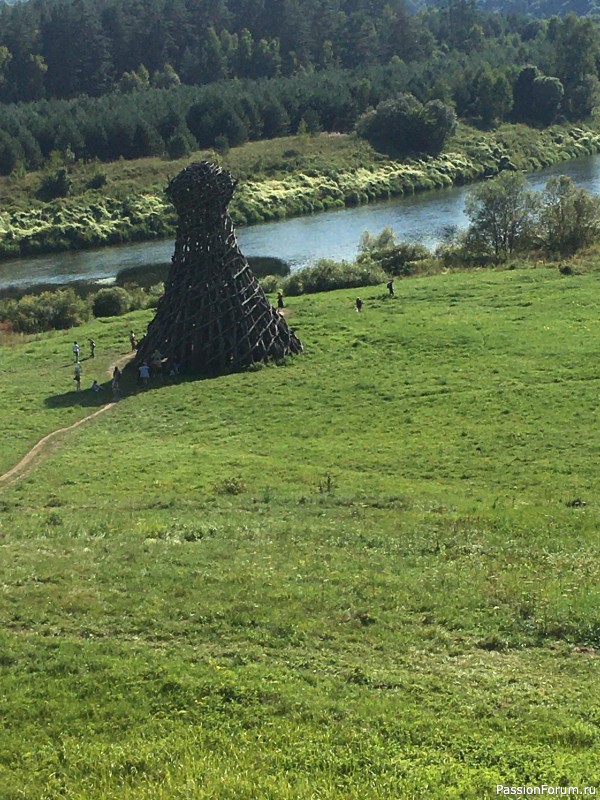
left=411, top=0, right=598, bottom=16
left=0, top=0, right=597, bottom=106
left=2, top=0, right=600, bottom=179
left=0, top=0, right=433, bottom=103
left=483, top=0, right=597, bottom=16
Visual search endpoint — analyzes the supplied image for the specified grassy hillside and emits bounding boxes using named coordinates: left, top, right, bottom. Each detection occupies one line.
left=0, top=267, right=599, bottom=798
left=2, top=122, right=600, bottom=259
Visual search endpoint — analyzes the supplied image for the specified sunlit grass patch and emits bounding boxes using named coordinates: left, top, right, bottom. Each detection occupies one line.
left=0, top=268, right=599, bottom=796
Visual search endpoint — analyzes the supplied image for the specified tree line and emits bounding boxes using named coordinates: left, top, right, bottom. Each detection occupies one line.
left=0, top=0, right=600, bottom=175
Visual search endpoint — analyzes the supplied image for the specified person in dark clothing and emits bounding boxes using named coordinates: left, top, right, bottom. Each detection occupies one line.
left=386, top=280, right=394, bottom=297
left=277, top=291, right=285, bottom=310
left=355, top=297, right=363, bottom=312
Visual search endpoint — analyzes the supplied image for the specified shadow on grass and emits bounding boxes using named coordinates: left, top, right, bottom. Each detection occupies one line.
left=44, top=377, right=114, bottom=409
left=44, top=356, right=286, bottom=409
left=44, top=361, right=194, bottom=408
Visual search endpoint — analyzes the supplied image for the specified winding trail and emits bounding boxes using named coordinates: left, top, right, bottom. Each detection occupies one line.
left=0, top=352, right=134, bottom=490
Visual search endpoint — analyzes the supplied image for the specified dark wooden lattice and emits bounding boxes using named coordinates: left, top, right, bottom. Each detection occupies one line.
left=136, top=161, right=303, bottom=374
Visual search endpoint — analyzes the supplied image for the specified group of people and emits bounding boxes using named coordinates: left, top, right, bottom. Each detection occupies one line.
left=70, top=329, right=185, bottom=396
left=72, top=339, right=96, bottom=363
left=138, top=348, right=180, bottom=385
left=71, top=338, right=97, bottom=391
left=70, top=332, right=129, bottom=395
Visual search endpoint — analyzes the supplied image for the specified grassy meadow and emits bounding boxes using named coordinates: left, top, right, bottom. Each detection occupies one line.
left=0, top=266, right=599, bottom=798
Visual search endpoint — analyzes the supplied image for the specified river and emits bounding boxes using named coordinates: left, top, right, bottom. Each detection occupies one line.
left=2, top=153, right=600, bottom=291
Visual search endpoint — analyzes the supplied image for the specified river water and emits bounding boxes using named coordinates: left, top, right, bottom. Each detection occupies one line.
left=2, top=153, right=600, bottom=291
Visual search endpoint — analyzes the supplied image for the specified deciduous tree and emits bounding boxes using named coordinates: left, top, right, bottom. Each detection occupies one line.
left=465, top=172, right=538, bottom=261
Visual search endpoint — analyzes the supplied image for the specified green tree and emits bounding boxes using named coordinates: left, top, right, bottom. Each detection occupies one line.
left=472, top=67, right=512, bottom=126
left=166, top=124, right=196, bottom=159
left=196, top=27, right=228, bottom=83
left=537, top=175, right=600, bottom=255
left=531, top=76, right=564, bottom=126
left=152, top=64, right=181, bottom=90
left=0, top=131, right=20, bottom=175
left=0, top=46, right=11, bottom=88
left=356, top=94, right=455, bottom=156
left=119, top=64, right=150, bottom=93
left=417, top=99, right=457, bottom=154
left=513, top=66, right=563, bottom=126
left=465, top=172, right=538, bottom=261
left=549, top=14, right=600, bottom=119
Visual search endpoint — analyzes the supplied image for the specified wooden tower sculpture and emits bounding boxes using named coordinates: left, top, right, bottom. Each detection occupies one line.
left=136, top=161, right=303, bottom=374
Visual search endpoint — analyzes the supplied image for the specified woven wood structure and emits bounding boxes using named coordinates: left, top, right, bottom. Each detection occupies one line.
left=136, top=161, right=303, bottom=374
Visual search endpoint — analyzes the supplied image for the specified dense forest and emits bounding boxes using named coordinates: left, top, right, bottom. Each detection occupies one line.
left=411, top=0, right=600, bottom=17
left=1, top=0, right=600, bottom=176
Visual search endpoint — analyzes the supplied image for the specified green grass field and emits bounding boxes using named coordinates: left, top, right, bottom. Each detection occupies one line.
left=0, top=267, right=599, bottom=798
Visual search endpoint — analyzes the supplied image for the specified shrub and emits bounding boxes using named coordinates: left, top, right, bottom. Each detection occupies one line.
left=358, top=227, right=397, bottom=254
left=92, top=286, right=132, bottom=317
left=283, top=259, right=387, bottom=296
left=356, top=94, right=456, bottom=157
left=37, top=168, right=71, bottom=201
left=359, top=239, right=431, bottom=276
left=87, top=172, right=107, bottom=190
left=0, top=289, right=90, bottom=333
left=260, top=275, right=281, bottom=293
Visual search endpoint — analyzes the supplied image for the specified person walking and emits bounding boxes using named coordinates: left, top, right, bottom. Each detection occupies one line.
left=111, top=366, right=122, bottom=400
left=277, top=291, right=285, bottom=310
left=73, top=361, right=82, bottom=391
left=72, top=341, right=80, bottom=362
left=89, top=338, right=96, bottom=358
left=129, top=331, right=137, bottom=351
left=355, top=297, right=363, bottom=312
left=386, top=279, right=394, bottom=297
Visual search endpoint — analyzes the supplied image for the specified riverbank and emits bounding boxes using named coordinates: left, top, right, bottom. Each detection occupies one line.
left=2, top=121, right=600, bottom=260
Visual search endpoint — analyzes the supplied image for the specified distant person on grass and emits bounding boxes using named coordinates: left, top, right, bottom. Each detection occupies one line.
left=355, top=297, right=363, bottom=312
left=387, top=279, right=394, bottom=297
left=112, top=366, right=122, bottom=400
left=151, top=349, right=164, bottom=377
left=89, top=338, right=96, bottom=358
left=277, top=291, right=285, bottom=310
left=73, top=362, right=82, bottom=391
left=129, top=331, right=137, bottom=351
left=91, top=380, right=102, bottom=393
left=139, top=362, right=150, bottom=385
left=72, top=341, right=80, bottom=362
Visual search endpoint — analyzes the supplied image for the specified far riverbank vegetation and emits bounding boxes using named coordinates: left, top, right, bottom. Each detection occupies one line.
left=3, top=172, right=600, bottom=335
left=2, top=2, right=600, bottom=259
